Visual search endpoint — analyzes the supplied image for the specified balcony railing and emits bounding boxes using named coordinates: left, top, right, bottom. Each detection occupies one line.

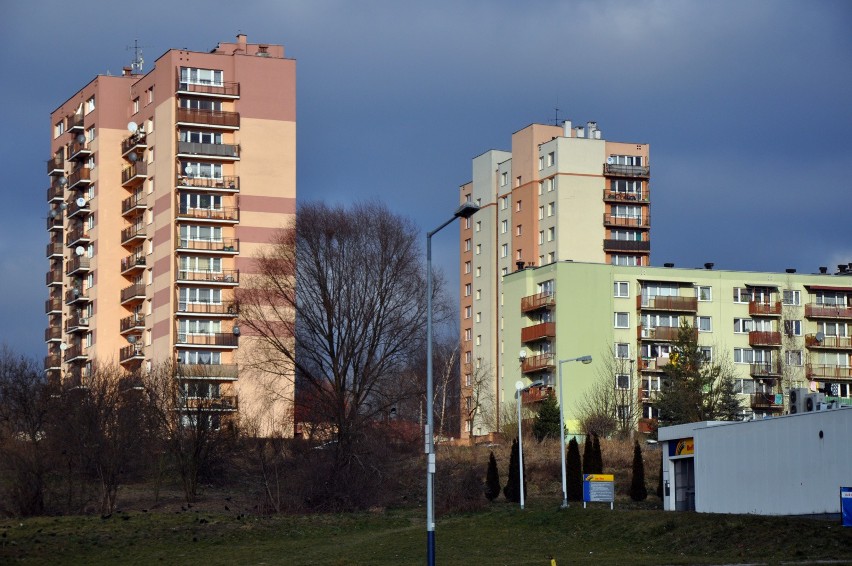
left=66, top=113, right=84, bottom=132
left=45, top=298, right=62, bottom=314
left=44, top=355, right=62, bottom=369
left=521, top=353, right=555, bottom=374
left=180, top=395, right=239, bottom=412
left=64, top=315, right=90, bottom=332
left=604, top=239, right=650, bottom=253
left=47, top=184, right=64, bottom=202
left=66, top=197, right=90, bottom=218
left=521, top=385, right=554, bottom=405
left=120, top=253, right=146, bottom=273
left=805, top=303, right=852, bottom=320
left=121, top=162, right=148, bottom=186
left=66, top=256, right=91, bottom=276
left=47, top=156, right=65, bottom=175
left=66, top=227, right=90, bottom=246
left=176, top=332, right=239, bottom=347
left=750, top=392, right=784, bottom=410
left=177, top=77, right=240, bottom=98
left=749, top=331, right=782, bottom=347
left=520, top=322, right=556, bottom=343
left=65, top=287, right=90, bottom=304
left=67, top=167, right=92, bottom=189
left=177, top=141, right=240, bottom=159
left=520, top=292, right=555, bottom=313
left=68, top=140, right=92, bottom=161
left=176, top=175, right=239, bottom=192
left=121, top=224, right=146, bottom=244
left=177, top=301, right=239, bottom=316
left=176, top=270, right=239, bottom=284
left=121, top=193, right=147, bottom=215
left=638, top=295, right=697, bottom=312
left=604, top=163, right=650, bottom=178
left=46, top=242, right=64, bottom=258
left=805, top=334, right=852, bottom=350
left=806, top=364, right=852, bottom=380
left=750, top=362, right=782, bottom=378
left=176, top=206, right=240, bottom=223
left=638, top=357, right=670, bottom=372
left=120, top=345, right=144, bottom=363
left=177, top=238, right=239, bottom=253
left=46, top=269, right=63, bottom=286
left=749, top=301, right=782, bottom=317
left=121, top=132, right=147, bottom=156
left=603, top=214, right=650, bottom=228
left=47, top=216, right=63, bottom=231
left=176, top=108, right=240, bottom=128
left=639, top=326, right=695, bottom=342
left=45, top=327, right=62, bottom=342
left=603, top=189, right=649, bottom=203
left=120, top=314, right=145, bottom=333
left=120, top=283, right=146, bottom=303
left=177, top=363, right=239, bottom=380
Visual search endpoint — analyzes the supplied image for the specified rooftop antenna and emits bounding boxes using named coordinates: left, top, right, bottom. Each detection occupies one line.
left=553, top=94, right=561, bottom=126
left=127, top=39, right=149, bottom=73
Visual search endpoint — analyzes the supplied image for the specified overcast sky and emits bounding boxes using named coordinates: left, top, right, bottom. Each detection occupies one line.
left=1, top=0, right=850, bottom=358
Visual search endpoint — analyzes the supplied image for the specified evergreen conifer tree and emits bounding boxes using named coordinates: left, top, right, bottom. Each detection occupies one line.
left=503, top=438, right=521, bottom=502
left=582, top=435, right=594, bottom=474
left=532, top=394, right=562, bottom=441
left=629, top=440, right=648, bottom=501
left=566, top=437, right=583, bottom=501
left=656, top=452, right=664, bottom=499
left=592, top=433, right=603, bottom=473
left=484, top=451, right=501, bottom=502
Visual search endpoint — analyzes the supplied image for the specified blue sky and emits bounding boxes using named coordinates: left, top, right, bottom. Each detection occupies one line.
left=1, top=0, right=850, bottom=358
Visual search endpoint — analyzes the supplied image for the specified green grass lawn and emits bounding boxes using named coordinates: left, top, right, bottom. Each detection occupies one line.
left=1, top=498, right=850, bottom=565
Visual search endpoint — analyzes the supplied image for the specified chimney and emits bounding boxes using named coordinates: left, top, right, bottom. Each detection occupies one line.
left=786, top=268, right=796, bottom=274
left=575, top=126, right=585, bottom=139
left=704, top=262, right=714, bottom=270
left=838, top=265, right=847, bottom=273
left=819, top=266, right=828, bottom=274
left=515, top=261, right=525, bottom=271
left=122, top=66, right=133, bottom=76
left=237, top=33, right=247, bottom=45
left=563, top=120, right=572, bottom=137
left=664, top=263, right=674, bottom=268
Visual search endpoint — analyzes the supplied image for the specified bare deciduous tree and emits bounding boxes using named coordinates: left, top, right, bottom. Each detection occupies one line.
left=577, top=350, right=637, bottom=438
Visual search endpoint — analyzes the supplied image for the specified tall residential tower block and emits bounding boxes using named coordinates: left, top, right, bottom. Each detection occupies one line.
left=45, top=35, right=296, bottom=428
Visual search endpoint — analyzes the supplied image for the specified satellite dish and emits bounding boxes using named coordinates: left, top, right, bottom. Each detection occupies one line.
left=127, top=335, right=137, bottom=344
left=58, top=176, right=68, bottom=186
left=73, top=288, right=81, bottom=297
left=49, top=209, right=58, bottom=218
left=76, top=133, right=86, bottom=144
left=128, top=152, right=138, bottom=162
left=607, top=156, right=614, bottom=165
left=127, top=122, right=138, bottom=133
left=75, top=246, right=85, bottom=256
left=59, top=343, right=68, bottom=351
left=76, top=197, right=86, bottom=207
left=184, top=165, right=193, bottom=176
left=815, top=332, right=825, bottom=343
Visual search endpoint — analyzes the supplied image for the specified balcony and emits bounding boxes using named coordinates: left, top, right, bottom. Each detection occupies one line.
left=65, top=287, right=90, bottom=305
left=603, top=188, right=649, bottom=203
left=121, top=224, right=147, bottom=245
left=603, top=214, right=650, bottom=228
left=604, top=163, right=650, bottom=178
left=177, top=141, right=240, bottom=160
left=177, top=175, right=239, bottom=193
left=120, top=132, right=147, bottom=157
left=120, top=253, right=146, bottom=274
left=45, top=298, right=62, bottom=314
left=47, top=183, right=65, bottom=203
left=604, top=239, right=650, bottom=253
left=805, top=303, right=852, bottom=320
left=47, top=215, right=63, bottom=231
left=64, top=314, right=90, bottom=333
left=66, top=227, right=90, bottom=247
left=177, top=301, right=238, bottom=317
left=176, top=270, right=239, bottom=285
left=120, top=345, right=145, bottom=363
left=520, top=322, right=556, bottom=343
left=750, top=362, right=782, bottom=379
left=176, top=108, right=240, bottom=129
left=64, top=344, right=89, bottom=364
left=521, top=353, right=555, bottom=374
left=176, top=206, right=240, bottom=224
left=638, top=295, right=697, bottom=312
left=748, top=331, right=782, bottom=347
left=66, top=113, right=84, bottom=132
left=66, top=256, right=91, bottom=276
left=749, top=301, right=782, bottom=317
left=177, top=238, right=239, bottom=254
left=181, top=395, right=239, bottom=412
left=177, top=76, right=240, bottom=98
left=639, top=357, right=670, bottom=372
left=120, top=283, right=146, bottom=304
left=805, top=334, right=852, bottom=350
left=806, top=364, right=852, bottom=381
left=121, top=162, right=148, bottom=187
left=750, top=392, right=784, bottom=411
left=46, top=269, right=63, bottom=286
left=44, top=355, right=62, bottom=369
left=45, top=327, right=62, bottom=342
left=120, top=314, right=145, bottom=334
left=121, top=194, right=147, bottom=216
left=66, top=198, right=90, bottom=219
left=68, top=140, right=92, bottom=161
left=47, top=156, right=65, bottom=176
left=67, top=167, right=92, bottom=190
left=176, top=332, right=239, bottom=348
left=520, top=292, right=555, bottom=313
left=177, top=363, right=239, bottom=381
left=521, top=385, right=554, bottom=405
left=46, top=241, right=64, bottom=258
left=639, top=326, right=696, bottom=342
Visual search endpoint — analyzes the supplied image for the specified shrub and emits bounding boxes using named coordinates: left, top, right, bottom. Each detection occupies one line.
left=629, top=440, right=648, bottom=501
left=566, top=437, right=583, bottom=502
left=484, top=451, right=500, bottom=502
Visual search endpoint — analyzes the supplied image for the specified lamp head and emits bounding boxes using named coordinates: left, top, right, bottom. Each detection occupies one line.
left=579, top=355, right=593, bottom=365
left=453, top=201, right=480, bottom=220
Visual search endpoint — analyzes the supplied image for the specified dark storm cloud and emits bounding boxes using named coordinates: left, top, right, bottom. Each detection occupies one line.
left=1, top=0, right=850, bottom=356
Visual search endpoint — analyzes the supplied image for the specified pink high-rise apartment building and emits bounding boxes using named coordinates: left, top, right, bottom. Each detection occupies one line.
left=45, top=35, right=296, bottom=428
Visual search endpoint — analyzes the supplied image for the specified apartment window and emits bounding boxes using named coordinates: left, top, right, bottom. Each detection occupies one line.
left=181, top=130, right=222, bottom=144
left=87, top=215, right=95, bottom=230
left=181, top=193, right=222, bottom=211
left=538, top=181, right=544, bottom=195
left=782, top=289, right=801, bottom=305
left=475, top=244, right=481, bottom=255
left=612, top=205, right=641, bottom=218
left=733, top=318, right=755, bottom=333
left=611, top=255, right=639, bottom=266
left=500, top=220, right=508, bottom=234
left=516, top=225, right=522, bottom=236
left=614, top=312, right=629, bottom=328
left=182, top=162, right=222, bottom=179
left=515, top=249, right=522, bottom=260
left=464, top=238, right=471, bottom=251
left=547, top=152, right=555, bottom=166
left=465, top=374, right=472, bottom=387
left=179, top=288, right=222, bottom=309
left=733, top=378, right=755, bottom=395
left=464, top=217, right=470, bottom=229
left=786, top=350, right=803, bottom=366
left=147, top=87, right=154, bottom=104
left=697, top=316, right=712, bottom=332
left=501, top=267, right=508, bottom=276
left=699, top=346, right=713, bottom=362
left=611, top=229, right=641, bottom=241
left=515, top=176, right=521, bottom=187
left=475, top=335, right=481, bottom=346
left=500, top=196, right=509, bottom=210
left=475, top=289, right=481, bottom=300
left=475, top=221, right=481, bottom=232
left=696, top=286, right=712, bottom=301
left=610, top=155, right=643, bottom=166
left=615, top=343, right=630, bottom=359
left=178, top=350, right=221, bottom=365
left=538, top=156, right=544, bottom=170
left=54, top=120, right=64, bottom=138
left=464, top=306, right=471, bottom=319
left=475, top=312, right=481, bottom=323
left=547, top=202, right=555, bottom=217
left=818, top=321, right=848, bottom=337
left=85, top=127, right=95, bottom=142
left=133, top=98, right=140, bottom=114
left=464, top=261, right=471, bottom=274
left=547, top=227, right=555, bottom=242
left=538, top=231, right=544, bottom=244
left=516, top=200, right=522, bottom=212
left=180, top=256, right=221, bottom=274
left=464, top=193, right=472, bottom=203
left=732, top=287, right=752, bottom=303
left=538, top=206, right=544, bottom=220
left=547, top=252, right=555, bottom=263
left=615, top=374, right=630, bottom=390
left=784, top=320, right=803, bottom=336
left=614, top=281, right=629, bottom=298
left=463, top=284, right=471, bottom=297
left=501, top=244, right=508, bottom=258
left=85, top=96, right=95, bottom=114
left=180, top=67, right=224, bottom=86
left=464, top=329, right=471, bottom=341
left=500, top=172, right=508, bottom=186
left=733, top=348, right=754, bottom=364
left=475, top=267, right=481, bottom=277
left=815, top=291, right=848, bottom=306
left=548, top=178, right=555, bottom=192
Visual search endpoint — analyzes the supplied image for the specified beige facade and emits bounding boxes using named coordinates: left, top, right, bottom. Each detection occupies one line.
left=45, top=35, right=295, bottom=431
left=458, top=122, right=650, bottom=440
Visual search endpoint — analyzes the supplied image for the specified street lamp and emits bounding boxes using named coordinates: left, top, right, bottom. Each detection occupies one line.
left=425, top=201, right=479, bottom=566
left=515, top=374, right=543, bottom=511
left=557, top=355, right=592, bottom=509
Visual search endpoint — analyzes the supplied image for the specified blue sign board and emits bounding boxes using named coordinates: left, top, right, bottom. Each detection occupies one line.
left=842, top=487, right=852, bottom=527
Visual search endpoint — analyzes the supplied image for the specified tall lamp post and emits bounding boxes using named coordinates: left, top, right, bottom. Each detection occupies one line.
left=425, top=201, right=479, bottom=566
left=557, top=355, right=592, bottom=509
